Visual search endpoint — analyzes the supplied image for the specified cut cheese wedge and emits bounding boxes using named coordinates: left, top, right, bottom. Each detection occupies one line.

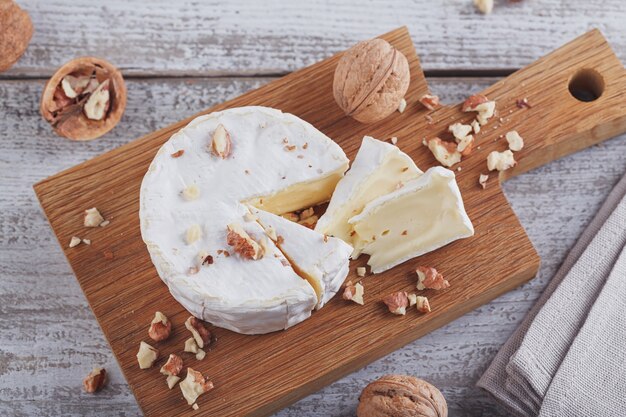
left=140, top=106, right=350, bottom=334
left=247, top=205, right=353, bottom=309
left=315, top=136, right=422, bottom=253
left=349, top=167, right=474, bottom=273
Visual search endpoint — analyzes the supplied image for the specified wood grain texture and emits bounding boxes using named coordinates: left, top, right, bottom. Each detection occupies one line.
left=29, top=27, right=626, bottom=416
left=3, top=74, right=626, bottom=417
left=3, top=0, right=626, bottom=78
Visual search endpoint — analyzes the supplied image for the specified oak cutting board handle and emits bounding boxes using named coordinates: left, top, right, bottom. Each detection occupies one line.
left=472, top=29, right=626, bottom=180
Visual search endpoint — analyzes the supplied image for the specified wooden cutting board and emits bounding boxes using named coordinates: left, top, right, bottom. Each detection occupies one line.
left=34, top=27, right=626, bottom=416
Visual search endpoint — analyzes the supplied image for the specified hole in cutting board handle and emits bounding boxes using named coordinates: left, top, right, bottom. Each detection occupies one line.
left=568, top=68, right=605, bottom=102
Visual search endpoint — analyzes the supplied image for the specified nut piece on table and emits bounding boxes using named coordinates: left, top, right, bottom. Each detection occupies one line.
left=84, top=207, right=105, bottom=227
left=487, top=150, right=517, bottom=172
left=40, top=57, right=126, bottom=141
left=185, top=317, right=212, bottom=349
left=419, top=94, right=440, bottom=110
left=479, top=173, right=489, bottom=189
left=343, top=281, right=364, bottom=305
left=0, top=1, right=33, bottom=73
left=148, top=311, right=172, bottom=342
left=449, top=123, right=473, bottom=141
left=184, top=337, right=199, bottom=354
left=210, top=124, right=232, bottom=159
left=425, top=137, right=462, bottom=168
left=416, top=266, right=450, bottom=291
left=333, top=38, right=410, bottom=124
left=357, top=374, right=447, bottom=417
left=226, top=223, right=263, bottom=260
left=456, top=135, right=475, bottom=156
left=397, top=98, right=407, bottom=113
left=462, top=94, right=496, bottom=125
left=83, top=368, right=107, bottom=393
left=505, top=130, right=525, bottom=151
left=382, top=291, right=410, bottom=315
left=474, top=0, right=494, bottom=14
left=137, top=341, right=159, bottom=369
left=69, top=236, right=82, bottom=248
left=179, top=368, right=215, bottom=407
left=160, top=353, right=183, bottom=388
left=356, top=266, right=367, bottom=277
left=471, top=120, right=481, bottom=134
left=415, top=296, right=432, bottom=313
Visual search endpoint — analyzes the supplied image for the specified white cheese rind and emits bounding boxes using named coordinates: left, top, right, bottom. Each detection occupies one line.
left=248, top=206, right=353, bottom=309
left=140, top=106, right=349, bottom=334
left=315, top=136, right=422, bottom=252
left=348, top=167, right=474, bottom=273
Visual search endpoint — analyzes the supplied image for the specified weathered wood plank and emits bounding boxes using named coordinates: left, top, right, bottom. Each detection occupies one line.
left=2, top=0, right=626, bottom=78
left=1, top=76, right=625, bottom=416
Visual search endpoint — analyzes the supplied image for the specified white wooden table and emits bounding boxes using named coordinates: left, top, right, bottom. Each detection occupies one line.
left=1, top=1, right=625, bottom=415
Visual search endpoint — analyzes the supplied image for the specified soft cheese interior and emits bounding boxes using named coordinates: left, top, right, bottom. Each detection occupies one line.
left=140, top=106, right=350, bottom=334
left=349, top=167, right=474, bottom=273
left=315, top=136, right=422, bottom=252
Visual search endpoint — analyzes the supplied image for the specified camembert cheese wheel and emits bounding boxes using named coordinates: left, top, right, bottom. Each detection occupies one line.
left=140, top=106, right=350, bottom=334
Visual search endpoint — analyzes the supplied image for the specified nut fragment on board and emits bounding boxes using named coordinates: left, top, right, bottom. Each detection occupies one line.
left=357, top=374, right=447, bottom=417
left=69, top=236, right=82, bottom=248
left=148, top=311, right=172, bottom=342
left=449, top=123, right=473, bottom=141
left=184, top=337, right=199, bottom=354
left=471, top=120, right=481, bottom=134
left=415, top=296, right=432, bottom=313
left=226, top=223, right=263, bottom=260
left=397, top=98, right=407, bottom=113
left=185, top=317, right=212, bottom=349
left=463, top=94, right=496, bottom=125
left=180, top=368, right=214, bottom=407
left=160, top=354, right=183, bottom=378
left=382, top=291, right=410, bottom=315
left=479, top=173, right=489, bottom=189
left=416, top=266, right=450, bottom=290
left=83, top=368, right=107, bottom=393
left=487, top=150, right=517, bottom=171
left=84, top=207, right=105, bottom=227
left=425, top=138, right=462, bottom=167
left=210, top=124, right=232, bottom=158
left=456, top=135, right=475, bottom=156
left=419, top=94, right=440, bottom=110
left=333, top=38, right=410, bottom=124
left=356, top=267, right=367, bottom=277
left=505, top=130, right=525, bottom=151
left=40, top=57, right=126, bottom=141
left=136, top=341, right=159, bottom=369
left=343, top=281, right=364, bottom=305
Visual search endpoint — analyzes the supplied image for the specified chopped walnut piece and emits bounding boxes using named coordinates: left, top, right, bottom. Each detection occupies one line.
left=179, top=368, right=214, bottom=407
left=419, top=94, right=440, bottom=110
left=84, top=207, right=105, bottom=227
left=171, top=149, right=184, bottom=158
left=356, top=267, right=367, bottom=277
left=82, top=239, right=91, bottom=245
left=479, top=173, right=489, bottom=189
left=182, top=185, right=200, bottom=201
left=299, top=208, right=315, bottom=221
left=284, top=144, right=297, bottom=151
left=505, top=130, right=525, bottom=151
left=184, top=337, right=199, bottom=354
left=195, top=349, right=206, bottom=361
left=210, top=124, right=232, bottom=158
left=148, top=311, right=172, bottom=342
left=516, top=97, right=532, bottom=109
left=69, top=236, right=82, bottom=248
left=343, top=281, right=364, bottom=305
left=282, top=212, right=299, bottom=222
left=449, top=123, right=472, bottom=141
left=185, top=224, right=203, bottom=245
left=425, top=137, right=462, bottom=167
left=298, top=215, right=318, bottom=229
left=83, top=368, right=107, bottom=393
left=382, top=291, right=410, bottom=315
left=471, top=120, right=481, bottom=134
left=390, top=136, right=398, bottom=145
left=397, top=98, right=407, bottom=113
left=463, top=94, right=496, bottom=125
left=202, top=255, right=213, bottom=265
left=456, top=135, right=475, bottom=156
left=226, top=223, right=263, bottom=260
left=99, top=220, right=110, bottom=227
left=166, top=375, right=181, bottom=389
left=415, top=296, right=431, bottom=313
left=136, top=341, right=159, bottom=369
left=408, top=293, right=417, bottom=307
left=416, top=266, right=450, bottom=290
left=160, top=354, right=183, bottom=377
left=61, top=75, right=91, bottom=98
left=83, top=80, right=110, bottom=121
left=487, top=150, right=517, bottom=171
left=185, top=316, right=212, bottom=349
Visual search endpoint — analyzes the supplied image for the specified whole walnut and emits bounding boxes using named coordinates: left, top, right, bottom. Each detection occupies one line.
left=333, top=39, right=410, bottom=124
left=0, top=0, right=34, bottom=72
left=357, top=374, right=447, bottom=417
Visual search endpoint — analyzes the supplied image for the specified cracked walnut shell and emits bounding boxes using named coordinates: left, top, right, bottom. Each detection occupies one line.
left=357, top=374, right=447, bottom=417
left=40, top=57, right=127, bottom=141
left=0, top=0, right=33, bottom=73
left=333, top=38, right=410, bottom=124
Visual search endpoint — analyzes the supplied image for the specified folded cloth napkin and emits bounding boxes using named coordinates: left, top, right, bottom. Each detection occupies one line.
left=477, top=172, right=626, bottom=417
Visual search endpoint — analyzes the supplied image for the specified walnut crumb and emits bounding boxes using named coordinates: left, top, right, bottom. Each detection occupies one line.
left=171, top=149, right=184, bottom=158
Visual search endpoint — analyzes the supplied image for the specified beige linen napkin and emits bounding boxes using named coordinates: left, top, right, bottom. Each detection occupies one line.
left=477, top=173, right=626, bottom=416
